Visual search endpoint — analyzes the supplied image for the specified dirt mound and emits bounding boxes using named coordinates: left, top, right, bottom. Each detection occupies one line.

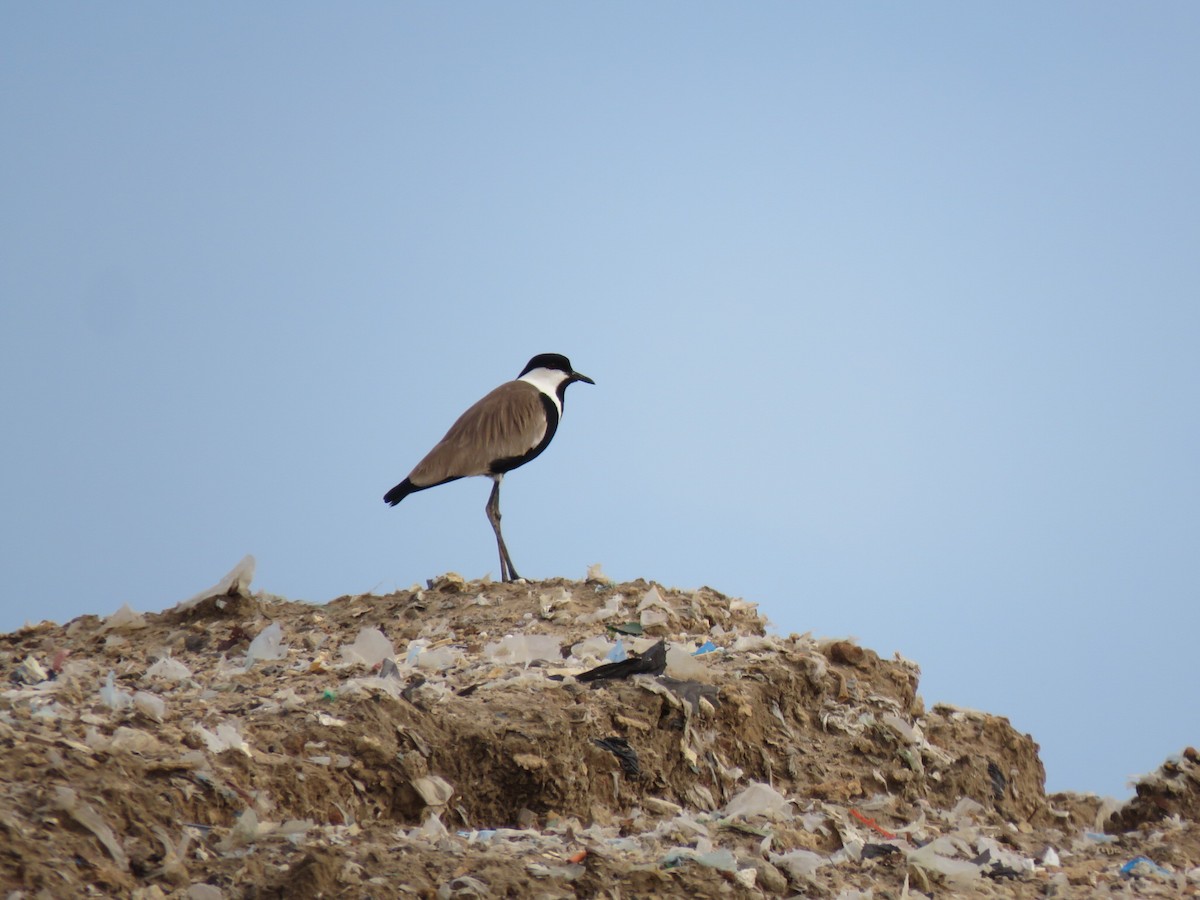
left=1, top=570, right=1198, bottom=897
left=1108, top=747, right=1200, bottom=832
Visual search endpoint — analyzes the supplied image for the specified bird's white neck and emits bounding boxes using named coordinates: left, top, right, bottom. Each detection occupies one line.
left=518, top=367, right=570, bottom=415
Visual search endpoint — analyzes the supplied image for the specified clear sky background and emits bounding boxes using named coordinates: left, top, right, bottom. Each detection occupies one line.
left=3, top=4, right=1197, bottom=800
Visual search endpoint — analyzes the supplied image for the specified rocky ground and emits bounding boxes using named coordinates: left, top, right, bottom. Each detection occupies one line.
left=1, top=562, right=1197, bottom=898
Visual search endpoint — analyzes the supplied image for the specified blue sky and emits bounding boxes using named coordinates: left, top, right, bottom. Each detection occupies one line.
left=3, top=4, right=1198, bottom=799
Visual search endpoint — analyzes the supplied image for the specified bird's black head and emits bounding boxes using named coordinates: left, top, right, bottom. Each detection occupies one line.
left=519, top=353, right=595, bottom=386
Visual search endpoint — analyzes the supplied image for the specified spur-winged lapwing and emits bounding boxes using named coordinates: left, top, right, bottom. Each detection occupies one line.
left=383, top=353, right=594, bottom=582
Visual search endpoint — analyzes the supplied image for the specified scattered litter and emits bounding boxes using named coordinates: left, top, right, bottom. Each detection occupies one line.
left=851, top=808, right=897, bottom=839
left=594, top=736, right=641, bottom=777
left=584, top=562, right=609, bottom=583
left=102, top=603, right=147, bottom=632
left=608, top=621, right=644, bottom=636
left=988, top=760, right=1007, bottom=799
left=99, top=670, right=133, bottom=710
left=244, top=622, right=287, bottom=667
left=144, top=655, right=192, bottom=682
left=577, top=640, right=666, bottom=682
left=724, top=781, right=794, bottom=820
left=861, top=842, right=901, bottom=859
left=133, top=690, right=166, bottom=722
left=54, top=786, right=129, bottom=871
left=770, top=848, right=828, bottom=879
left=664, top=645, right=709, bottom=679
left=1121, top=855, right=1174, bottom=879
left=194, top=722, right=252, bottom=756
left=578, top=593, right=624, bottom=625
left=177, top=554, right=256, bottom=610
left=339, top=627, right=394, bottom=668
left=1, top=572, right=1191, bottom=896
left=11, top=655, right=50, bottom=686
left=412, top=775, right=454, bottom=807
left=907, top=840, right=981, bottom=888
left=483, top=634, right=561, bottom=666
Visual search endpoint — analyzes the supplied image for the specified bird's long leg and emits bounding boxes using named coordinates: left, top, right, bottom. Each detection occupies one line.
left=486, top=476, right=520, bottom=582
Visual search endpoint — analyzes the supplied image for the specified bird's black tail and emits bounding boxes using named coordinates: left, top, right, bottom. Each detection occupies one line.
left=383, top=478, right=417, bottom=506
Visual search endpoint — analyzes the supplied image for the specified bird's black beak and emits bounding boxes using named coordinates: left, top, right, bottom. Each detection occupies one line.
left=571, top=371, right=595, bottom=385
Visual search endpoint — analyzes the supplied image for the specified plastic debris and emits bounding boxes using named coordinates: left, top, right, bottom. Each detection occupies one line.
left=538, top=586, right=572, bottom=618
left=102, top=603, right=147, bottom=632
left=850, top=808, right=897, bottom=839
left=577, top=640, right=666, bottom=682
left=379, top=657, right=401, bottom=679
left=1, top=571, right=1184, bottom=897
left=594, top=736, right=641, bottom=777
left=664, top=645, right=709, bottom=679
left=194, top=722, right=252, bottom=756
left=245, top=622, right=288, bottom=667
left=663, top=845, right=738, bottom=872
left=577, top=593, right=624, bottom=624
left=54, top=786, right=129, bottom=871
left=770, top=848, right=828, bottom=879
left=906, top=841, right=982, bottom=887
left=639, top=607, right=669, bottom=629
left=177, top=554, right=256, bottom=610
left=987, top=760, right=1007, bottom=799
left=413, top=645, right=460, bottom=671
left=608, top=621, right=644, bottom=636
left=419, top=811, right=450, bottom=839
left=723, top=781, right=794, bottom=820
left=412, top=775, right=454, bottom=807
left=1121, top=855, right=1174, bottom=879
left=638, top=585, right=673, bottom=614
left=99, top=670, right=133, bottom=710
left=133, top=690, right=166, bottom=722
left=340, top=627, right=395, bottom=668
left=483, top=634, right=561, bottom=666
left=974, top=837, right=1035, bottom=878
left=11, top=655, right=49, bottom=685
left=861, top=842, right=902, bottom=859
left=144, top=655, right=192, bottom=681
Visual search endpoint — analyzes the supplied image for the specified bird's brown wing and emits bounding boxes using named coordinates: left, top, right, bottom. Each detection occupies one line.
left=407, top=380, right=547, bottom=487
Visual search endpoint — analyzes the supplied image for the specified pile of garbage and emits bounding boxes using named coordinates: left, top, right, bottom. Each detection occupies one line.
left=1, top=559, right=1198, bottom=898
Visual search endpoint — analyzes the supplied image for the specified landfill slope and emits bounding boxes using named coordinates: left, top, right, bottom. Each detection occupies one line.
left=0, top=574, right=1198, bottom=898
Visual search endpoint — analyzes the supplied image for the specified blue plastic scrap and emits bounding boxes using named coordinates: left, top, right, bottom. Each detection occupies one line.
left=1120, top=855, right=1172, bottom=877
left=693, top=641, right=718, bottom=655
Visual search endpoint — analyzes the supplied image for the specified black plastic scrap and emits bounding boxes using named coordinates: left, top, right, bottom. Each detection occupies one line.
left=607, top=622, right=644, bottom=637
left=594, top=736, right=641, bottom=777
left=577, top=640, right=667, bottom=683
left=861, top=843, right=901, bottom=860
left=987, top=760, right=1007, bottom=800
left=972, top=848, right=1020, bottom=879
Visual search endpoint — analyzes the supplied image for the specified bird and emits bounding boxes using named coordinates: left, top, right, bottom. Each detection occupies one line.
left=383, top=353, right=594, bottom=582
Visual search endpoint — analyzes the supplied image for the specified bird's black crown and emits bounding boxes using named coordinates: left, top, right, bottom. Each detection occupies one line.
left=520, top=353, right=575, bottom=377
